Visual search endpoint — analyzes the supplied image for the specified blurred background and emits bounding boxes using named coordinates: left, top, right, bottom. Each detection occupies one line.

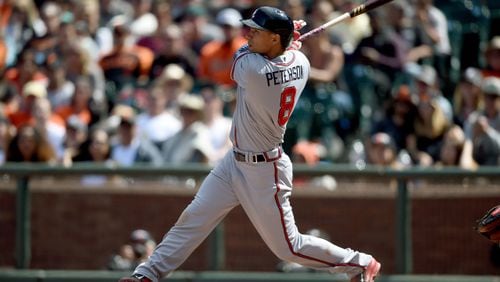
left=0, top=0, right=499, bottom=281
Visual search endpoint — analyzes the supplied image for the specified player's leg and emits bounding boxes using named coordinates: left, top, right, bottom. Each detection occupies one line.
left=233, top=154, right=377, bottom=279
left=133, top=157, right=239, bottom=281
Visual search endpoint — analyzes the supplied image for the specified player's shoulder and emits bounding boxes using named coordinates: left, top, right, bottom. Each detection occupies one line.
left=288, top=49, right=310, bottom=65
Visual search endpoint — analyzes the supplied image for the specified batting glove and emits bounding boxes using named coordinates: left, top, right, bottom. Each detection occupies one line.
left=287, top=20, right=307, bottom=51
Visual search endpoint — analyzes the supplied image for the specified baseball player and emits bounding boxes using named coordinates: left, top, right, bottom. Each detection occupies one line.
left=120, top=6, right=380, bottom=282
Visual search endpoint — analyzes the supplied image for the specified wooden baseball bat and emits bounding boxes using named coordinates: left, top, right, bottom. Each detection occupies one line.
left=298, top=0, right=395, bottom=41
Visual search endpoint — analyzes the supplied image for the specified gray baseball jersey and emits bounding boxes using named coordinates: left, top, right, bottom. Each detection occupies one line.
left=133, top=46, right=373, bottom=282
left=230, top=45, right=308, bottom=152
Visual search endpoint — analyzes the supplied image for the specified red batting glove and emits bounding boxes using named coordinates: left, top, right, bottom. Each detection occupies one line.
left=293, top=20, right=307, bottom=32
left=287, top=20, right=307, bottom=51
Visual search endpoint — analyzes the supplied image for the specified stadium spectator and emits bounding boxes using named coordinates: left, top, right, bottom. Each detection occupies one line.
left=411, top=0, right=451, bottom=86
left=0, top=114, right=14, bottom=165
left=99, top=16, right=153, bottom=107
left=371, top=84, right=417, bottom=152
left=55, top=76, right=94, bottom=126
left=76, top=0, right=113, bottom=58
left=107, top=229, right=156, bottom=271
left=327, top=0, right=372, bottom=54
left=463, top=77, right=500, bottom=166
left=72, top=126, right=113, bottom=186
left=0, top=82, right=21, bottom=124
left=409, top=63, right=453, bottom=122
left=161, top=94, right=213, bottom=164
left=197, top=8, right=246, bottom=88
left=7, top=80, right=47, bottom=128
left=0, top=36, right=6, bottom=71
left=44, top=59, right=75, bottom=109
left=24, top=1, right=62, bottom=67
left=435, top=125, right=468, bottom=167
left=4, top=47, right=48, bottom=93
left=2, top=0, right=47, bottom=68
left=128, top=0, right=158, bottom=41
left=5, top=124, right=56, bottom=163
left=61, top=115, right=88, bottom=167
left=408, top=93, right=451, bottom=166
left=99, top=0, right=133, bottom=29
left=148, top=24, right=197, bottom=80
left=482, top=36, right=500, bottom=79
left=31, top=96, right=66, bottom=160
left=110, top=107, right=163, bottom=167
left=177, top=4, right=220, bottom=55
left=365, top=132, right=402, bottom=167
left=452, top=67, right=484, bottom=127
left=135, top=85, right=181, bottom=149
left=136, top=1, right=173, bottom=54
left=73, top=126, right=111, bottom=163
left=153, top=63, right=193, bottom=111
left=282, top=0, right=307, bottom=21
left=298, top=4, right=355, bottom=157
left=199, top=84, right=232, bottom=164
left=58, top=43, right=107, bottom=112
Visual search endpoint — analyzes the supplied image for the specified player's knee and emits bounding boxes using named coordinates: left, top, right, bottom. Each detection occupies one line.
left=275, top=248, right=301, bottom=263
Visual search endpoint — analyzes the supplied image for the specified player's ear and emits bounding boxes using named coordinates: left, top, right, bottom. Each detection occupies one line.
left=271, top=33, right=280, bottom=45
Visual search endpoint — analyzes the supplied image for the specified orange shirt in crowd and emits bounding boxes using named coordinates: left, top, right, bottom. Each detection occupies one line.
left=8, top=110, right=66, bottom=129
left=198, top=36, right=246, bottom=86
left=0, top=39, right=6, bottom=70
left=55, top=106, right=92, bottom=125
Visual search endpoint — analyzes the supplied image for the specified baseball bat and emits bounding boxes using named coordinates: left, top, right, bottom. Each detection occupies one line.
left=298, top=0, right=395, bottom=41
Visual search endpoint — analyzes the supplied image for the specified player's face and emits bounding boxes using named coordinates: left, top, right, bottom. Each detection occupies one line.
left=245, top=28, right=277, bottom=54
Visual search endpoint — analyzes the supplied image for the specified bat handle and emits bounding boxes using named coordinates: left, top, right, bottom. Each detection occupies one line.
left=298, top=12, right=350, bottom=42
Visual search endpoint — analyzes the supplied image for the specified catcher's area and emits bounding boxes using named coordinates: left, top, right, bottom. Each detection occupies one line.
left=476, top=205, right=500, bottom=244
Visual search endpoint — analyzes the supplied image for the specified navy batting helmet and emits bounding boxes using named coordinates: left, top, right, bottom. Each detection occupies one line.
left=241, top=6, right=293, bottom=48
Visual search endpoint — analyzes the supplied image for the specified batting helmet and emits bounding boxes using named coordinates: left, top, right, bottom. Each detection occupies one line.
left=241, top=6, right=293, bottom=48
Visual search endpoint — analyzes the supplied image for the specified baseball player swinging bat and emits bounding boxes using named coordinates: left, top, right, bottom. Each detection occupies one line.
left=298, top=0, right=395, bottom=42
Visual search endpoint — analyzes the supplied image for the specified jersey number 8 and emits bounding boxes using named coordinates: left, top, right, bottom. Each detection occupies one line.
left=278, top=86, right=297, bottom=126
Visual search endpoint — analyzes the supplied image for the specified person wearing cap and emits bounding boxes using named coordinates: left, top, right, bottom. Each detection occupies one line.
left=161, top=93, right=213, bottom=164
left=109, top=106, right=163, bottom=167
left=7, top=80, right=50, bottom=128
left=409, top=63, right=453, bottom=123
left=120, top=6, right=380, bottom=282
left=462, top=77, right=500, bottom=166
left=482, top=36, right=500, bottom=79
left=153, top=63, right=194, bottom=110
left=365, top=132, right=399, bottom=167
left=108, top=229, right=157, bottom=271
left=197, top=8, right=247, bottom=87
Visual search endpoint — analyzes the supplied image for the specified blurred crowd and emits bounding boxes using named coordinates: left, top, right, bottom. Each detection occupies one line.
left=0, top=0, right=498, bottom=174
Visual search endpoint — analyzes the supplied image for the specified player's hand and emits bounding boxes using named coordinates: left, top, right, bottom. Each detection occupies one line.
left=287, top=20, right=307, bottom=51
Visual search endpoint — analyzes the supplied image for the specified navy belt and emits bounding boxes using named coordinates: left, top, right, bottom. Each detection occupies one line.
left=233, top=147, right=282, bottom=163
left=234, top=151, right=267, bottom=162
